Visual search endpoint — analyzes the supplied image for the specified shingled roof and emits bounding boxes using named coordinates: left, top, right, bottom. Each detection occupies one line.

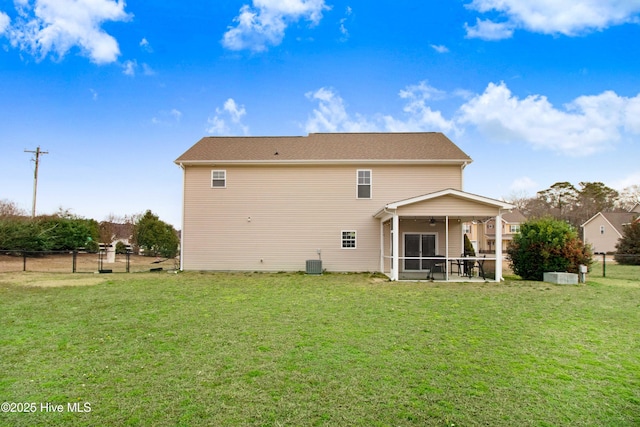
left=175, top=133, right=472, bottom=164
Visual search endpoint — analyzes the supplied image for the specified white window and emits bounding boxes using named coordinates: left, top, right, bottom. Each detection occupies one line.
left=341, top=231, right=357, bottom=249
left=510, top=225, right=520, bottom=233
left=463, top=224, right=471, bottom=234
left=357, top=170, right=371, bottom=199
left=600, top=225, right=605, bottom=235
left=211, top=170, right=226, bottom=188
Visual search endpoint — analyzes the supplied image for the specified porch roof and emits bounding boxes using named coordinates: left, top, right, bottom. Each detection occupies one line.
left=373, top=188, right=515, bottom=219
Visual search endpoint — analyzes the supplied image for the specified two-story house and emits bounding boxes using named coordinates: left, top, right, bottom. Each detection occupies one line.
left=475, top=209, right=527, bottom=253
left=581, top=204, right=640, bottom=254
left=175, top=133, right=514, bottom=281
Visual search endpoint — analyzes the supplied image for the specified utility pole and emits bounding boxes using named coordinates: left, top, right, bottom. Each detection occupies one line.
left=24, top=146, right=49, bottom=218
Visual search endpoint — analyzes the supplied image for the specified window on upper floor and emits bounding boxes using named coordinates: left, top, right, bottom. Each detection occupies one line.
left=510, top=225, right=520, bottom=233
left=357, top=170, right=371, bottom=199
left=600, top=225, right=605, bottom=235
left=211, top=170, right=226, bottom=188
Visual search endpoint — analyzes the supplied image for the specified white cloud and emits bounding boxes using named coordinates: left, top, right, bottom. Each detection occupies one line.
left=141, top=63, right=155, bottom=76
left=122, top=59, right=136, bottom=76
left=465, top=0, right=640, bottom=39
left=458, top=82, right=640, bottom=156
left=430, top=44, right=449, bottom=53
left=509, top=176, right=538, bottom=193
left=387, top=81, right=457, bottom=133
left=222, top=0, right=329, bottom=51
left=207, top=98, right=249, bottom=135
left=6, top=0, right=131, bottom=64
left=122, top=59, right=154, bottom=76
left=0, top=12, right=9, bottom=35
left=304, top=80, right=640, bottom=158
left=339, top=6, right=352, bottom=41
left=304, top=83, right=457, bottom=134
left=611, top=171, right=640, bottom=191
left=305, top=88, right=378, bottom=133
left=464, top=18, right=514, bottom=40
left=139, top=37, right=152, bottom=52
left=151, top=108, right=182, bottom=126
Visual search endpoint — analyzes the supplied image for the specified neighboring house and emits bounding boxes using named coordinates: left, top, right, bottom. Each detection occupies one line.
left=175, top=133, right=514, bottom=281
left=475, top=209, right=527, bottom=253
left=582, top=204, right=640, bottom=254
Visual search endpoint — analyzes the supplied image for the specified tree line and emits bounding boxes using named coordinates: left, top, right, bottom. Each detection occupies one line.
left=0, top=200, right=179, bottom=258
left=506, top=182, right=640, bottom=266
left=507, top=182, right=639, bottom=229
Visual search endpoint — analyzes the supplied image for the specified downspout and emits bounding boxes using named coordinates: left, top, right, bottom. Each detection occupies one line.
left=179, top=162, right=185, bottom=271
left=460, top=161, right=469, bottom=190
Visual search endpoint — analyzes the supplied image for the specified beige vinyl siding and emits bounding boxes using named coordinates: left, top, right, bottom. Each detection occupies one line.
left=396, top=195, right=500, bottom=217
left=583, top=216, right=622, bottom=254
left=182, top=163, right=462, bottom=271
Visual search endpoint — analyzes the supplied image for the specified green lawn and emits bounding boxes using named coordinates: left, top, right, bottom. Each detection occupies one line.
left=1, top=271, right=639, bottom=426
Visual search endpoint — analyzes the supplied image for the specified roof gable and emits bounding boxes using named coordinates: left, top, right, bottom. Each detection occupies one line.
left=582, top=211, right=636, bottom=235
left=175, top=132, right=472, bottom=165
left=374, top=189, right=515, bottom=218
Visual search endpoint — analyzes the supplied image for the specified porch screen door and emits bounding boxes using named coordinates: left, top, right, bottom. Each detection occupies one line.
left=404, top=234, right=420, bottom=270
left=404, top=233, right=436, bottom=270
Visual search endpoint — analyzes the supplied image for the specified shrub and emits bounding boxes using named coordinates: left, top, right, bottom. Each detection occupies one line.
left=115, top=241, right=129, bottom=254
left=507, top=217, right=592, bottom=281
left=133, top=210, right=179, bottom=258
left=463, top=233, right=476, bottom=256
left=614, top=221, right=640, bottom=265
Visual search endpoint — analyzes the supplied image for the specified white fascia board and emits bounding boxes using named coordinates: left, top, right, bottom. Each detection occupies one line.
left=580, top=212, right=603, bottom=228
left=385, top=188, right=515, bottom=210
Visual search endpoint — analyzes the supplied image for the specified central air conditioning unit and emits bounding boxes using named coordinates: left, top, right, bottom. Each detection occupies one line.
left=305, top=259, right=323, bottom=275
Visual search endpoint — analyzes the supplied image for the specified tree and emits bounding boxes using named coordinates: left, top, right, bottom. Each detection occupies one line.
left=0, top=199, right=26, bottom=218
left=463, top=233, right=475, bottom=256
left=39, top=215, right=99, bottom=251
left=616, top=185, right=640, bottom=211
left=536, top=182, right=578, bottom=223
left=0, top=218, right=51, bottom=252
left=507, top=217, right=592, bottom=281
left=574, top=182, right=619, bottom=226
left=614, top=221, right=640, bottom=265
left=132, top=210, right=179, bottom=258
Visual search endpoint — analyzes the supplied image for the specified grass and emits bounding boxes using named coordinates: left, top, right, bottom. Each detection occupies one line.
left=1, top=271, right=639, bottom=426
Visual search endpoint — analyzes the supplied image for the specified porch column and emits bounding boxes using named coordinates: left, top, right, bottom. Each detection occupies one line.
left=445, top=215, right=449, bottom=280
left=495, top=212, right=503, bottom=282
left=379, top=220, right=384, bottom=273
left=392, top=213, right=399, bottom=281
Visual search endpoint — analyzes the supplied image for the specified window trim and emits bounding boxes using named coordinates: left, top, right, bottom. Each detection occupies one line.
left=356, top=169, right=372, bottom=199
left=510, top=224, right=520, bottom=233
left=341, top=230, right=357, bottom=249
left=211, top=170, right=226, bottom=188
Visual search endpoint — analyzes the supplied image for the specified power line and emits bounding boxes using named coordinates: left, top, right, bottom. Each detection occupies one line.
left=24, top=146, right=49, bottom=218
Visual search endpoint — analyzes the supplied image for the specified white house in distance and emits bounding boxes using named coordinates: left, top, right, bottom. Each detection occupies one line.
left=175, top=133, right=515, bottom=281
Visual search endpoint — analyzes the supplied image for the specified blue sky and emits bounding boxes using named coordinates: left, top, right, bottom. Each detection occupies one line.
left=1, top=0, right=640, bottom=227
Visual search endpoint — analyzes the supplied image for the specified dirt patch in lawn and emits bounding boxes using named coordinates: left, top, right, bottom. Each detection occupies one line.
left=0, top=252, right=178, bottom=274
